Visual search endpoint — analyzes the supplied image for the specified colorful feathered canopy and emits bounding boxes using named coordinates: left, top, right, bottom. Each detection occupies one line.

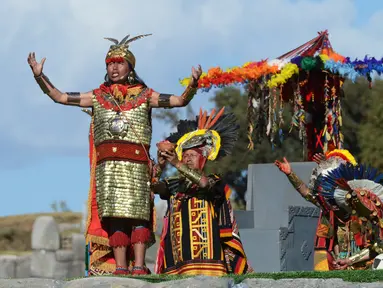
left=313, top=162, right=383, bottom=214
left=166, top=107, right=239, bottom=161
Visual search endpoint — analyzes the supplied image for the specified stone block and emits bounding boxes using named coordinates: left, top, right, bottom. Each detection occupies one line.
left=30, top=250, right=56, bottom=278
left=68, top=260, right=85, bottom=279
left=15, top=255, right=31, bottom=278
left=56, top=250, right=74, bottom=262
left=30, top=250, right=70, bottom=279
left=31, top=216, right=60, bottom=250
left=239, top=162, right=319, bottom=272
left=238, top=229, right=281, bottom=272
left=52, top=262, right=71, bottom=280
left=246, top=163, right=317, bottom=230
left=0, top=255, right=17, bottom=278
left=71, top=234, right=85, bottom=261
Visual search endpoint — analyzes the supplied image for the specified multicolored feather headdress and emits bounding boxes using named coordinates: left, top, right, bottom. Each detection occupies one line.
left=308, top=149, right=357, bottom=190
left=104, top=33, right=152, bottom=68
left=313, top=162, right=383, bottom=216
left=166, top=107, right=239, bottom=161
left=325, top=149, right=357, bottom=166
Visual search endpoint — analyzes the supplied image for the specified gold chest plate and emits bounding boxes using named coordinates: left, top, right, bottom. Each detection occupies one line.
left=92, top=95, right=152, bottom=146
left=91, top=90, right=152, bottom=220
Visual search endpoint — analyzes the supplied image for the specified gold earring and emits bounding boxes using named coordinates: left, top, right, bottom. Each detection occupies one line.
left=127, top=71, right=135, bottom=84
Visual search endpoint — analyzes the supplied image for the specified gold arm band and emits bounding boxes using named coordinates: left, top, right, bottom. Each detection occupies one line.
left=181, top=85, right=197, bottom=105
left=176, top=163, right=203, bottom=184
left=66, top=92, right=81, bottom=106
left=158, top=94, right=172, bottom=108
left=287, top=171, right=304, bottom=191
left=34, top=73, right=55, bottom=94
left=304, top=191, right=318, bottom=205
left=349, top=248, right=370, bottom=265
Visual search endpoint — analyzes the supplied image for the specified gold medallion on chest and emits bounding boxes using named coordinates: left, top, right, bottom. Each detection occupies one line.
left=108, top=113, right=128, bottom=138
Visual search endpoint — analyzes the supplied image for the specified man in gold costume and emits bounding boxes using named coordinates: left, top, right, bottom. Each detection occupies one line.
left=152, top=108, right=253, bottom=276
left=27, top=33, right=202, bottom=276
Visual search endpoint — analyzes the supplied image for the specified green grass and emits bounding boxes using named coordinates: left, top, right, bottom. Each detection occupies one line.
left=69, top=270, right=383, bottom=284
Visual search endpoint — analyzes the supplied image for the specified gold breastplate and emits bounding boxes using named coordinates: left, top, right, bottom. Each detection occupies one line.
left=92, top=94, right=152, bottom=146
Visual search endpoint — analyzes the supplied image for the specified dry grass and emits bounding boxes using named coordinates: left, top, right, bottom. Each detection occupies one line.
left=0, top=212, right=81, bottom=252
left=0, top=250, right=32, bottom=256
left=0, top=212, right=81, bottom=228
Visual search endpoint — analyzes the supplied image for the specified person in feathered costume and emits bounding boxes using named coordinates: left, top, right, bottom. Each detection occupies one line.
left=314, top=160, right=383, bottom=269
left=151, top=107, right=253, bottom=276
left=275, top=149, right=381, bottom=270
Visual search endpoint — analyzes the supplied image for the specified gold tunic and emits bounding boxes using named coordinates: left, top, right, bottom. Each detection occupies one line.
left=92, top=87, right=152, bottom=221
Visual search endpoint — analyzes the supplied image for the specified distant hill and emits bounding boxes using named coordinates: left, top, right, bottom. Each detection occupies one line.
left=0, top=212, right=81, bottom=253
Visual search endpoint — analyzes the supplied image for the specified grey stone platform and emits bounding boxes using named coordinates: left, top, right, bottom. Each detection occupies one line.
left=235, top=162, right=320, bottom=272
left=0, top=276, right=381, bottom=288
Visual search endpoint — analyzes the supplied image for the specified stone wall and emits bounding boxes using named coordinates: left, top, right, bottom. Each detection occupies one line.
left=0, top=216, right=85, bottom=279
left=236, top=162, right=319, bottom=272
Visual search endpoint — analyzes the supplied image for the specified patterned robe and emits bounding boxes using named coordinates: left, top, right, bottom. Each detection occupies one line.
left=155, top=175, right=253, bottom=276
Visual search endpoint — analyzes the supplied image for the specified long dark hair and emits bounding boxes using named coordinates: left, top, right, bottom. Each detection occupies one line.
left=104, top=62, right=147, bottom=87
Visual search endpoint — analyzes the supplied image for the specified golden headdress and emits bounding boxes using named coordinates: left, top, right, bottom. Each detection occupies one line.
left=166, top=107, right=239, bottom=161
left=104, top=33, right=152, bottom=69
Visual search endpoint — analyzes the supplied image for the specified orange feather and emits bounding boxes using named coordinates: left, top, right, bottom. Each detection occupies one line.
left=198, top=108, right=203, bottom=129
left=205, top=108, right=216, bottom=129
left=208, top=107, right=225, bottom=128
left=200, top=111, right=208, bottom=129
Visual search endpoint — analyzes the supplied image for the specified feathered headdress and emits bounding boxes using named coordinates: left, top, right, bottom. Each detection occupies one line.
left=104, top=33, right=152, bottom=68
left=313, top=162, right=383, bottom=217
left=166, top=107, right=239, bottom=161
left=308, top=149, right=357, bottom=191
left=325, top=149, right=357, bottom=166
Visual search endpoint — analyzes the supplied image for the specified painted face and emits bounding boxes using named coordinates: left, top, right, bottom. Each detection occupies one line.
left=182, top=149, right=205, bottom=170
left=106, top=59, right=131, bottom=84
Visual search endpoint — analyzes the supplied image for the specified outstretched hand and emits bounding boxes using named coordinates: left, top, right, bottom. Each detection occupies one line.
left=274, top=157, right=291, bottom=175
left=190, top=65, right=202, bottom=87
left=313, top=153, right=326, bottom=164
left=27, top=52, right=46, bottom=77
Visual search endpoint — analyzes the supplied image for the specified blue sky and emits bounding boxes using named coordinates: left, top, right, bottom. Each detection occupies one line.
left=1, top=0, right=382, bottom=216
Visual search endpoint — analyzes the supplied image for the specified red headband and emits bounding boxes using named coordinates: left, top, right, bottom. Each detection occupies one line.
left=105, top=57, right=125, bottom=64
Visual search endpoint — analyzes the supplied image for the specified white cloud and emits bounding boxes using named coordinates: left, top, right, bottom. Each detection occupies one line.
left=1, top=0, right=382, bottom=167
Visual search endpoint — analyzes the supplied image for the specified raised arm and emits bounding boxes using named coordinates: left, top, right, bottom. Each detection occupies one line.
left=27, top=52, right=93, bottom=107
left=160, top=150, right=213, bottom=190
left=149, top=65, right=202, bottom=108
left=274, top=157, right=316, bottom=203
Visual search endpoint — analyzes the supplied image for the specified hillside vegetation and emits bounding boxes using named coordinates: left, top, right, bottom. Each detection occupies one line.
left=0, top=212, right=81, bottom=252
